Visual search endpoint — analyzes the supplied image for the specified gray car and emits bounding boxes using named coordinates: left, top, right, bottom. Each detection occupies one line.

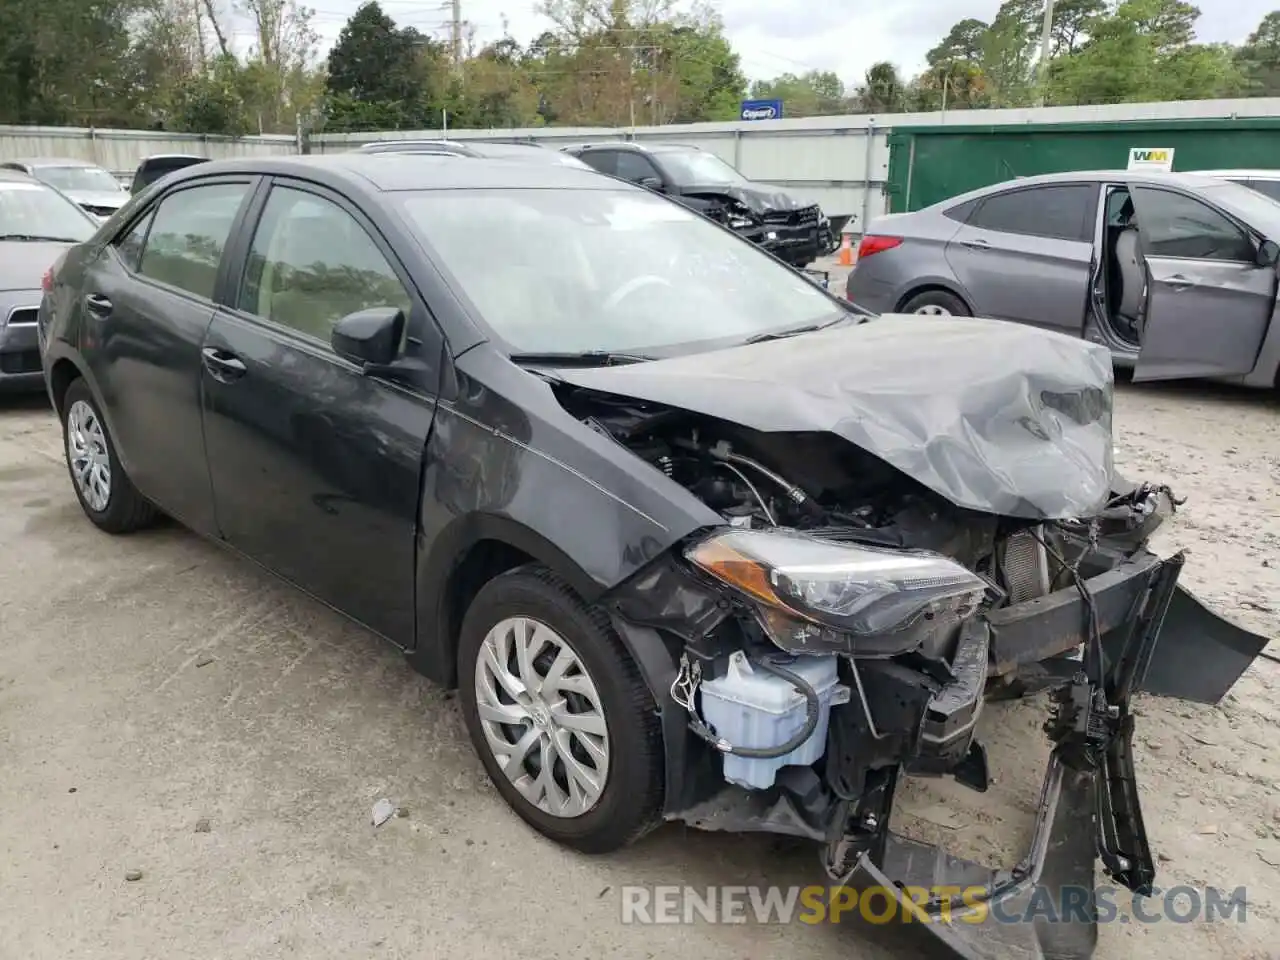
left=846, top=170, right=1280, bottom=388
left=0, top=157, right=130, bottom=220
left=0, top=169, right=100, bottom=391
left=355, top=139, right=594, bottom=169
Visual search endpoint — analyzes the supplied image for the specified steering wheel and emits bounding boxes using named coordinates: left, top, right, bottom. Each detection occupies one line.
left=602, top=275, right=674, bottom=312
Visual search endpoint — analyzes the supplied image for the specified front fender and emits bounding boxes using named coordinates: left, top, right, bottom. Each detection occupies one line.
left=408, top=353, right=722, bottom=685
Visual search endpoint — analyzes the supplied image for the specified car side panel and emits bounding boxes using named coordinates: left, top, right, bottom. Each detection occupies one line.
left=945, top=228, right=1092, bottom=334
left=409, top=346, right=723, bottom=687
left=80, top=251, right=221, bottom=532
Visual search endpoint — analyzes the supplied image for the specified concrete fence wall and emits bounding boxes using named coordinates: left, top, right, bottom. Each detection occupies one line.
left=3, top=97, right=1279, bottom=222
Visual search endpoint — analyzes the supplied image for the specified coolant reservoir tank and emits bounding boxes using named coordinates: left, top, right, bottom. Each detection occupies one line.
left=699, top=651, right=849, bottom=791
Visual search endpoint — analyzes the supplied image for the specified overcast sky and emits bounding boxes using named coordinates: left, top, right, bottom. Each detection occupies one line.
left=272, top=0, right=1276, bottom=87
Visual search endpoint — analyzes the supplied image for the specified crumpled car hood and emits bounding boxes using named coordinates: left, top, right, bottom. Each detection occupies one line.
left=684, top=183, right=808, bottom=214
left=552, top=315, right=1117, bottom=520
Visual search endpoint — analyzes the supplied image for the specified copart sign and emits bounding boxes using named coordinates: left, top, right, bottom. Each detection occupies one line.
left=740, top=99, right=783, bottom=121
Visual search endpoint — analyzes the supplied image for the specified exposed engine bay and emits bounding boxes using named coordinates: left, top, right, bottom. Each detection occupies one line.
left=557, top=384, right=1187, bottom=912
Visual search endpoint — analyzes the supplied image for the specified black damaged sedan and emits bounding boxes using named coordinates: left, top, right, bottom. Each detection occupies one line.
left=39, top=154, right=1269, bottom=959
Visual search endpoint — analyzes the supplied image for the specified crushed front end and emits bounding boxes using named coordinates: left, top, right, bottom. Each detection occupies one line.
left=575, top=392, right=1269, bottom=960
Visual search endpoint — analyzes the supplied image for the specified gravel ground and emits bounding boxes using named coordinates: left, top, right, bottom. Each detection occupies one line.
left=1, top=311, right=1277, bottom=958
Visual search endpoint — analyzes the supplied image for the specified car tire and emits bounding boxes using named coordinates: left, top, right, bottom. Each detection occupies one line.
left=61, top=379, right=158, bottom=534
left=901, top=289, right=970, bottom=316
left=457, top=564, right=664, bottom=854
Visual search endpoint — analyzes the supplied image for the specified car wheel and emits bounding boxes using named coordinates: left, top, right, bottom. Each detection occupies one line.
left=901, top=290, right=970, bottom=316
left=61, top=379, right=158, bottom=534
left=457, top=564, right=664, bottom=853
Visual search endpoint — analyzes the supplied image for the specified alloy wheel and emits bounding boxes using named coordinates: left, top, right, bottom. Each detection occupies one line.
left=67, top=399, right=111, bottom=512
left=915, top=304, right=952, bottom=315
left=473, top=616, right=610, bottom=818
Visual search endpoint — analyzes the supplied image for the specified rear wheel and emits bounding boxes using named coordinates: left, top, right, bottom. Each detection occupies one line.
left=61, top=379, right=158, bottom=534
left=901, top=289, right=970, bottom=316
left=457, top=565, right=664, bottom=853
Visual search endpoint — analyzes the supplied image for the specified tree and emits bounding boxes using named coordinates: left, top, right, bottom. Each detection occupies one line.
left=1046, top=0, right=1244, bottom=105
left=927, top=18, right=988, bottom=68
left=980, top=0, right=1043, bottom=106
left=1236, top=11, right=1280, bottom=96
left=323, top=2, right=447, bottom=130
left=750, top=71, right=846, bottom=117
left=1051, top=0, right=1107, bottom=55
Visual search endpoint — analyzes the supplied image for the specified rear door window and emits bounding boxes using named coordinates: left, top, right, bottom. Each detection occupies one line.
left=968, top=185, right=1095, bottom=242
left=575, top=150, right=617, bottom=176
left=136, top=182, right=250, bottom=300
left=614, top=152, right=662, bottom=184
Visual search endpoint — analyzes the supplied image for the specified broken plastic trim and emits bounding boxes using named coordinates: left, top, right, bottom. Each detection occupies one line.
left=828, top=547, right=1180, bottom=958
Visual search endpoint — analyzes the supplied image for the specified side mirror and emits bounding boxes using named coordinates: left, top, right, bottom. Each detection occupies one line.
left=1257, top=239, right=1280, bottom=268
left=638, top=176, right=664, bottom=191
left=331, top=306, right=404, bottom=370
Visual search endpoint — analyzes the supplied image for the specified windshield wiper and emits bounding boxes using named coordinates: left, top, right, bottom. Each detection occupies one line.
left=0, top=234, right=82, bottom=243
left=509, top=350, right=654, bottom=366
left=743, top=314, right=853, bottom=345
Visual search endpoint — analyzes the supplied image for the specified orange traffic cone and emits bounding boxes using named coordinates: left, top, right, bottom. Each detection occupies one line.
left=837, top=233, right=853, bottom=266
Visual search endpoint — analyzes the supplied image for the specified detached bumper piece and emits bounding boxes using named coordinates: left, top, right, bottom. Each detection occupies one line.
left=834, top=552, right=1182, bottom=959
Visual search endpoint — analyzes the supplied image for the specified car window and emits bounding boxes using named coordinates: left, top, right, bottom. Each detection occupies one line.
left=615, top=152, right=660, bottom=183
left=1130, top=187, right=1256, bottom=261
left=0, top=180, right=97, bottom=242
left=35, top=165, right=123, bottom=193
left=969, top=185, right=1093, bottom=242
left=1246, top=179, right=1280, bottom=203
left=576, top=150, right=616, bottom=176
left=115, top=211, right=154, bottom=272
left=943, top=198, right=979, bottom=223
left=239, top=185, right=411, bottom=346
left=136, top=183, right=248, bottom=299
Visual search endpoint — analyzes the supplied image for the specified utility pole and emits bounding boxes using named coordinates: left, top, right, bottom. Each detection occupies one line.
left=450, top=0, right=462, bottom=68
left=193, top=0, right=206, bottom=67
left=1034, top=0, right=1055, bottom=107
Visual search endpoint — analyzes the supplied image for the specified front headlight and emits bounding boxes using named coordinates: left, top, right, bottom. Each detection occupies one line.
left=685, top=529, right=988, bottom=657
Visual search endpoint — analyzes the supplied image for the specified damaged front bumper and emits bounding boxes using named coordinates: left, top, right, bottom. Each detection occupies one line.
left=835, top=546, right=1263, bottom=959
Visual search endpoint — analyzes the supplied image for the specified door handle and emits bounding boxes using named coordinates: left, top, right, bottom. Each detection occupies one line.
left=201, top=347, right=247, bottom=381
left=962, top=238, right=990, bottom=250
left=85, top=294, right=112, bottom=317
left=1166, top=274, right=1194, bottom=291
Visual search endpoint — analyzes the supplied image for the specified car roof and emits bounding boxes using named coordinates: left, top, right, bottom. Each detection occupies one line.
left=159, top=152, right=629, bottom=193
left=932, top=169, right=1234, bottom=208
left=1190, top=168, right=1280, bottom=180
left=566, top=141, right=702, bottom=154
left=5, top=157, right=102, bottom=169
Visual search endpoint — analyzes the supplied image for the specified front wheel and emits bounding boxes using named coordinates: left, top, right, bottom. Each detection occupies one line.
left=61, top=378, right=158, bottom=534
left=457, top=565, right=664, bottom=853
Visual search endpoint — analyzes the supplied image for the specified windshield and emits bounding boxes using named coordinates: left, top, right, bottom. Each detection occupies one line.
left=397, top=188, right=847, bottom=355
left=35, top=165, right=123, bottom=193
left=0, top=181, right=97, bottom=241
left=1199, top=180, right=1280, bottom=235
left=1244, top=179, right=1280, bottom=203
left=657, top=150, right=750, bottom=186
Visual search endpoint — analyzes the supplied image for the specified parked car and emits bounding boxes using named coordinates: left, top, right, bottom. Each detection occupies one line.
left=0, top=157, right=130, bottom=220
left=355, top=138, right=593, bottom=169
left=129, top=154, right=209, bottom=195
left=0, top=170, right=100, bottom=391
left=39, top=154, right=1266, bottom=957
left=1191, top=168, right=1280, bottom=202
left=562, top=142, right=835, bottom=268
left=845, top=170, right=1280, bottom=388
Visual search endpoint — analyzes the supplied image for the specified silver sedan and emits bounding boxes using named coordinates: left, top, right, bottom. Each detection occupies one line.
left=845, top=170, right=1280, bottom=388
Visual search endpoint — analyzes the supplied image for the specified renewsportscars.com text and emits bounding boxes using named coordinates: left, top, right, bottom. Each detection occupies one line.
left=619, top=884, right=1249, bottom=926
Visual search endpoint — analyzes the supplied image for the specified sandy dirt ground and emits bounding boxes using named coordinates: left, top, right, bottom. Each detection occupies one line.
left=1, top=290, right=1277, bottom=958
